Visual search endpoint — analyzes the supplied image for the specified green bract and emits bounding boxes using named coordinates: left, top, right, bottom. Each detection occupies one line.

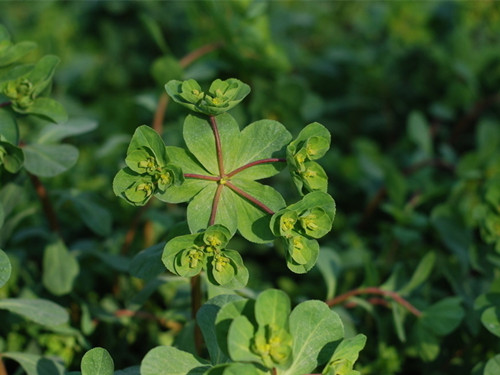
left=287, top=122, right=331, bottom=195
left=113, top=125, right=184, bottom=206
left=270, top=191, right=336, bottom=272
left=0, top=55, right=67, bottom=123
left=165, top=78, right=251, bottom=116
left=162, top=225, right=249, bottom=288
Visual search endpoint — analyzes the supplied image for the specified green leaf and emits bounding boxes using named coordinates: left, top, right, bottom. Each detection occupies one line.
left=204, top=363, right=264, bottom=375
left=232, top=119, right=291, bottom=180
left=162, top=233, right=199, bottom=276
left=0, top=139, right=24, bottom=173
left=0, top=41, right=37, bottom=67
left=81, top=347, right=114, bottom=375
left=227, top=315, right=261, bottom=364
left=316, top=248, right=341, bottom=300
left=37, top=118, right=98, bottom=144
left=0, top=298, right=69, bottom=326
left=140, top=346, right=209, bottom=375
left=70, top=192, right=111, bottom=236
left=23, top=143, right=78, bottom=177
left=481, top=306, right=500, bottom=338
left=25, top=97, right=68, bottom=123
left=323, top=334, right=367, bottom=375
left=187, top=184, right=238, bottom=235
left=485, top=355, right=500, bottom=375
left=26, top=54, right=58, bottom=89
left=215, top=299, right=256, bottom=357
left=197, top=294, right=245, bottom=365
left=183, top=113, right=240, bottom=176
left=0, top=107, right=18, bottom=144
left=284, top=236, right=320, bottom=274
left=42, top=238, right=79, bottom=296
left=129, top=242, right=166, bottom=282
left=128, top=125, right=168, bottom=166
left=399, top=252, right=436, bottom=296
left=285, top=300, right=344, bottom=375
left=407, top=111, right=432, bottom=157
left=0, top=248, right=11, bottom=287
left=1, top=352, right=65, bottom=375
left=231, top=178, right=286, bottom=243
left=216, top=249, right=249, bottom=289
left=255, top=289, right=291, bottom=329
left=152, top=56, right=184, bottom=86
left=412, top=324, right=440, bottom=362
left=420, top=297, right=464, bottom=336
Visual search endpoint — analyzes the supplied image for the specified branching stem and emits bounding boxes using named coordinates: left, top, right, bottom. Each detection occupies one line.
left=184, top=173, right=220, bottom=181
left=225, top=181, right=275, bottom=214
left=326, top=287, right=422, bottom=317
left=209, top=115, right=225, bottom=176
left=226, top=158, right=286, bottom=178
left=210, top=184, right=224, bottom=225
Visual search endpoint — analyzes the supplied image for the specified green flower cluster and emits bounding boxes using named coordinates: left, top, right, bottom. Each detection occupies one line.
left=113, top=125, right=183, bottom=206
left=162, top=225, right=249, bottom=288
left=287, top=122, right=331, bottom=195
left=251, top=323, right=292, bottom=369
left=165, top=78, right=250, bottom=116
left=270, top=191, right=336, bottom=273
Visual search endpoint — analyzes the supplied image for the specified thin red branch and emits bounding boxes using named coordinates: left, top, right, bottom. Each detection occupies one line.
left=0, top=101, right=11, bottom=108
left=210, top=184, right=224, bottom=226
left=225, top=181, right=274, bottom=215
left=0, top=357, right=8, bottom=375
left=190, top=274, right=203, bottom=355
left=179, top=41, right=223, bottom=68
left=209, top=115, right=225, bottom=176
left=184, top=173, right=220, bottom=181
left=326, top=287, right=422, bottom=317
left=152, top=93, right=169, bottom=134
left=226, top=158, right=286, bottom=178
left=27, top=172, right=60, bottom=234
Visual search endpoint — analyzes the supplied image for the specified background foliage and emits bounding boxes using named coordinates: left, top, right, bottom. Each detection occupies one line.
left=1, top=1, right=500, bottom=374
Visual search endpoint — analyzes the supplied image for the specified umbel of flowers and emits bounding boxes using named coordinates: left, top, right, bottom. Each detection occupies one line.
left=113, top=78, right=335, bottom=287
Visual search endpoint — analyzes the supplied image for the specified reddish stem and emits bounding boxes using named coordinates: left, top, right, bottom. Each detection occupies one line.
left=226, top=158, right=286, bottom=178
left=27, top=172, right=60, bottom=234
left=210, top=184, right=224, bottom=225
left=0, top=101, right=11, bottom=108
left=152, top=93, right=169, bottom=134
left=190, top=274, right=203, bottom=355
left=209, top=116, right=225, bottom=176
left=179, top=41, right=223, bottom=68
left=326, top=287, right=422, bottom=317
left=184, top=173, right=220, bottom=181
left=0, top=357, right=7, bottom=375
left=225, top=181, right=274, bottom=214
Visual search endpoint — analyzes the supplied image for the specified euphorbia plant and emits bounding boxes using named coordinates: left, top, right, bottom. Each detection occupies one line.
left=110, top=77, right=364, bottom=374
